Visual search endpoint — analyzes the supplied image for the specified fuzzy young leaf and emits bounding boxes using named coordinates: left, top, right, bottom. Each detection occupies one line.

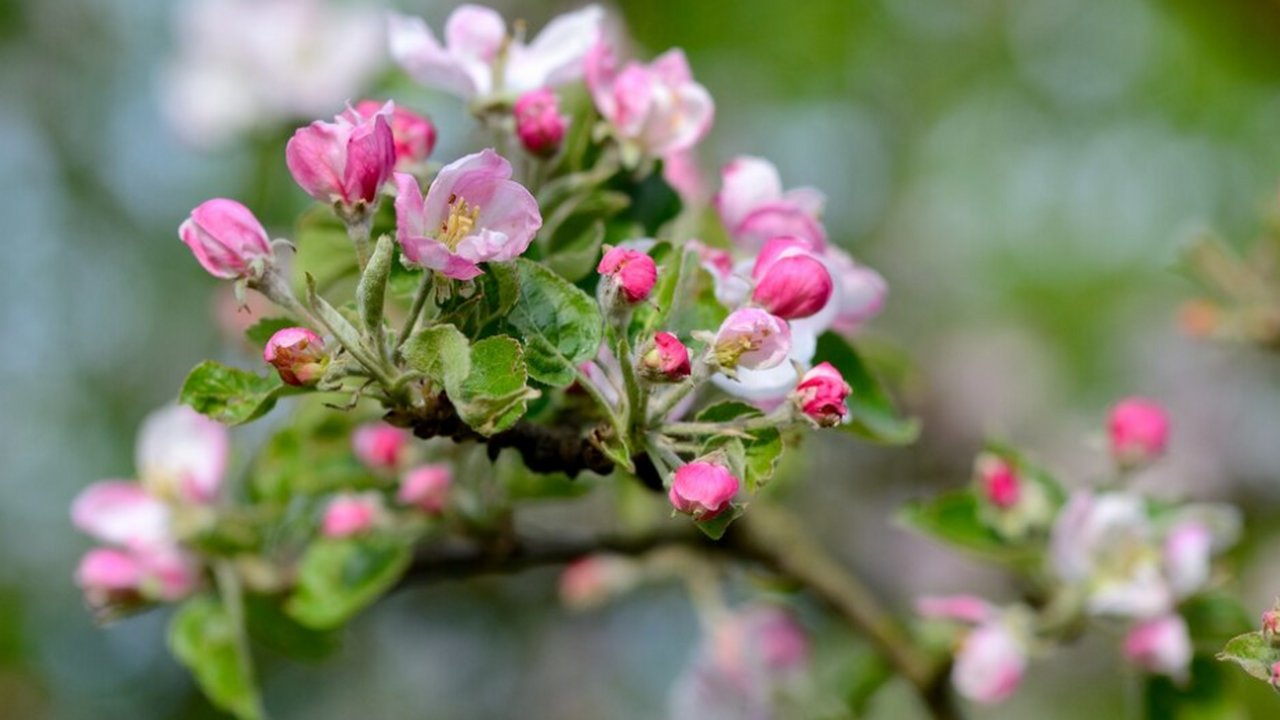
left=402, top=324, right=471, bottom=394
left=815, top=332, right=920, bottom=445
left=356, top=234, right=394, bottom=339
left=181, top=360, right=297, bottom=426
left=663, top=248, right=728, bottom=337
left=168, top=596, right=264, bottom=720
left=696, top=401, right=783, bottom=493
left=455, top=335, right=539, bottom=436
left=507, top=258, right=604, bottom=387
left=435, top=261, right=522, bottom=335
left=1217, top=631, right=1280, bottom=684
left=694, top=504, right=744, bottom=540
left=287, top=536, right=413, bottom=630
left=244, top=317, right=298, bottom=348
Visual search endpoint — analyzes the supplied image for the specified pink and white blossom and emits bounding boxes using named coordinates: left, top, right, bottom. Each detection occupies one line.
left=321, top=493, right=383, bottom=538
left=353, top=422, right=412, bottom=473
left=715, top=156, right=826, bottom=251
left=286, top=103, right=397, bottom=207
left=953, top=620, right=1027, bottom=704
left=135, top=405, right=230, bottom=505
left=398, top=465, right=452, bottom=514
left=179, top=199, right=274, bottom=280
left=669, top=462, right=739, bottom=521
left=1109, top=397, right=1170, bottom=469
left=710, top=308, right=792, bottom=372
left=513, top=88, right=568, bottom=157
left=263, top=327, right=328, bottom=387
left=1124, top=614, right=1192, bottom=681
left=824, top=247, right=888, bottom=333
left=72, top=481, right=174, bottom=549
left=389, top=4, right=603, bottom=100
left=1163, top=521, right=1212, bottom=598
left=394, top=150, right=542, bottom=280
left=354, top=100, right=437, bottom=169
left=585, top=40, right=714, bottom=156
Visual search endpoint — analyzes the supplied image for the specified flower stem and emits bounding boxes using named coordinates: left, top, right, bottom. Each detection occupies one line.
left=214, top=559, right=269, bottom=720
left=397, top=271, right=435, bottom=352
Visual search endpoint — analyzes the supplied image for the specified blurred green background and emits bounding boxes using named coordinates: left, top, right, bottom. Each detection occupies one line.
left=6, top=0, right=1280, bottom=717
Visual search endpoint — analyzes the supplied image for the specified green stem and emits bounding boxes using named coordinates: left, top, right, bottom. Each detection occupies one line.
left=214, top=559, right=269, bottom=720
left=341, top=207, right=374, bottom=272
left=573, top=365, right=627, bottom=442
left=647, top=353, right=714, bottom=423
left=662, top=407, right=793, bottom=438
left=616, top=335, right=643, bottom=444
left=248, top=269, right=320, bottom=328
left=397, top=272, right=435, bottom=352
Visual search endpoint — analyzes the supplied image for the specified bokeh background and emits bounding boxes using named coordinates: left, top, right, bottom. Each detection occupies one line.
left=5, top=0, right=1280, bottom=717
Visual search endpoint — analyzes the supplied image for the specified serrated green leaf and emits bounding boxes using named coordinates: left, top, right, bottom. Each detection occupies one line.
left=168, top=596, right=263, bottom=720
left=507, top=258, right=604, bottom=387
left=402, top=324, right=471, bottom=394
left=695, top=401, right=784, bottom=493
left=815, top=332, right=920, bottom=445
left=1217, top=632, right=1280, bottom=684
left=455, top=335, right=538, bottom=435
left=694, top=504, right=744, bottom=540
left=286, top=536, right=413, bottom=630
left=435, top=261, right=522, bottom=336
left=356, top=235, right=393, bottom=339
left=180, top=360, right=298, bottom=426
left=244, top=317, right=298, bottom=348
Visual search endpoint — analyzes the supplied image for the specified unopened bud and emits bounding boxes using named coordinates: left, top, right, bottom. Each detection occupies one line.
left=750, top=237, right=833, bottom=320
left=513, top=88, right=568, bottom=157
left=559, top=554, right=639, bottom=610
left=263, top=327, right=327, bottom=386
left=355, top=100, right=436, bottom=169
left=1108, top=397, right=1170, bottom=469
left=789, top=361, right=850, bottom=427
left=1262, top=605, right=1280, bottom=639
left=639, top=332, right=691, bottom=382
left=321, top=493, right=383, bottom=538
left=398, top=465, right=452, bottom=514
left=669, top=461, right=739, bottom=522
left=179, top=198, right=274, bottom=280
left=598, top=246, right=657, bottom=304
left=353, top=422, right=412, bottom=472
left=975, top=454, right=1020, bottom=510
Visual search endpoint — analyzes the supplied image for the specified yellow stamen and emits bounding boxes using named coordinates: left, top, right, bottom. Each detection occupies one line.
left=439, top=196, right=481, bottom=251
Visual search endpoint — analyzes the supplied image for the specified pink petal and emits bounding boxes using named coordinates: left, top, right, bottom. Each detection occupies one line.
left=388, top=13, right=480, bottom=98
left=135, top=405, right=229, bottom=505
left=71, top=481, right=171, bottom=547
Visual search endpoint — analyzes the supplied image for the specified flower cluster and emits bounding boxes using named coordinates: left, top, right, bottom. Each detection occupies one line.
left=912, top=398, right=1239, bottom=704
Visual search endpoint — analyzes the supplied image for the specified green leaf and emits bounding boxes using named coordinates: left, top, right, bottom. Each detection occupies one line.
left=695, top=401, right=784, bottom=493
left=815, top=332, right=920, bottom=445
left=1148, top=655, right=1249, bottom=720
left=435, top=261, right=522, bottom=336
left=455, top=335, right=538, bottom=436
left=1217, top=631, right=1280, bottom=684
left=180, top=360, right=297, bottom=426
left=843, top=648, right=894, bottom=717
left=1184, top=594, right=1253, bottom=649
left=544, top=217, right=606, bottom=282
left=292, top=207, right=357, bottom=295
left=608, top=165, right=683, bottom=235
left=402, top=324, right=471, bottom=393
left=287, top=536, right=413, bottom=630
left=694, top=504, right=744, bottom=540
left=664, top=248, right=729, bottom=338
left=244, top=594, right=342, bottom=662
left=897, top=491, right=1037, bottom=563
left=168, top=596, right=263, bottom=720
left=356, top=234, right=393, bottom=339
left=244, top=317, right=297, bottom=348
left=507, top=258, right=604, bottom=387
left=250, top=408, right=379, bottom=502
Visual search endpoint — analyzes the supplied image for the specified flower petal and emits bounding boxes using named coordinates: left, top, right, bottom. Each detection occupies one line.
left=71, top=481, right=171, bottom=547
left=388, top=13, right=481, bottom=98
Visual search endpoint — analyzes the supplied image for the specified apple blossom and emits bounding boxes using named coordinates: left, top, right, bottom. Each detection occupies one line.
left=179, top=198, right=274, bottom=280
left=710, top=308, right=792, bottom=372
left=135, top=405, right=230, bottom=505
left=639, top=332, right=691, bottom=382
left=1163, top=521, right=1212, bottom=598
left=952, top=620, right=1027, bottom=704
left=559, top=554, right=640, bottom=610
left=398, top=465, right=452, bottom=514
left=263, top=327, right=327, bottom=387
left=585, top=39, right=714, bottom=156
left=513, top=88, right=567, bottom=157
left=790, top=362, right=851, bottom=427
left=355, top=100, right=436, bottom=169
left=353, top=423, right=412, bottom=473
left=1108, top=397, right=1170, bottom=469
left=750, top=237, right=834, bottom=320
left=1124, top=614, right=1192, bottom=681
left=824, top=248, right=888, bottom=333
left=286, top=103, right=396, bottom=208
left=669, top=462, right=739, bottom=521
left=715, top=156, right=827, bottom=251
left=394, top=149, right=542, bottom=280
left=598, top=246, right=658, bottom=304
left=388, top=4, right=603, bottom=100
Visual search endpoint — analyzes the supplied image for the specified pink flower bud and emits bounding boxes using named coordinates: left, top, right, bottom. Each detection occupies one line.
left=76, top=548, right=143, bottom=606
left=513, top=88, right=568, bottom=157
left=750, top=237, right=834, bottom=320
left=263, top=327, right=327, bottom=386
left=559, top=554, right=639, bottom=609
left=1108, top=397, right=1170, bottom=468
left=286, top=104, right=396, bottom=207
left=790, top=362, right=851, bottom=427
left=916, top=595, right=996, bottom=625
left=669, top=462, right=739, bottom=521
left=355, top=100, right=436, bottom=169
left=711, top=308, right=791, bottom=371
left=353, top=423, right=412, bottom=472
left=321, top=493, right=382, bottom=538
left=952, top=622, right=1026, bottom=704
left=597, top=247, right=658, bottom=303
left=398, top=465, right=452, bottom=514
left=1272, top=660, right=1280, bottom=687
left=639, top=332, right=691, bottom=382
left=1262, top=608, right=1280, bottom=638
left=975, top=454, right=1021, bottom=510
left=1123, top=615, right=1191, bottom=681
left=179, top=199, right=273, bottom=280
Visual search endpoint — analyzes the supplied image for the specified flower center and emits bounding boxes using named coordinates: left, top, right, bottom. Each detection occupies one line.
left=440, top=194, right=481, bottom=251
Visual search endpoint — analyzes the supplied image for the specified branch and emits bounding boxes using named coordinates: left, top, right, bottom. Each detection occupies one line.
left=397, top=502, right=963, bottom=720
